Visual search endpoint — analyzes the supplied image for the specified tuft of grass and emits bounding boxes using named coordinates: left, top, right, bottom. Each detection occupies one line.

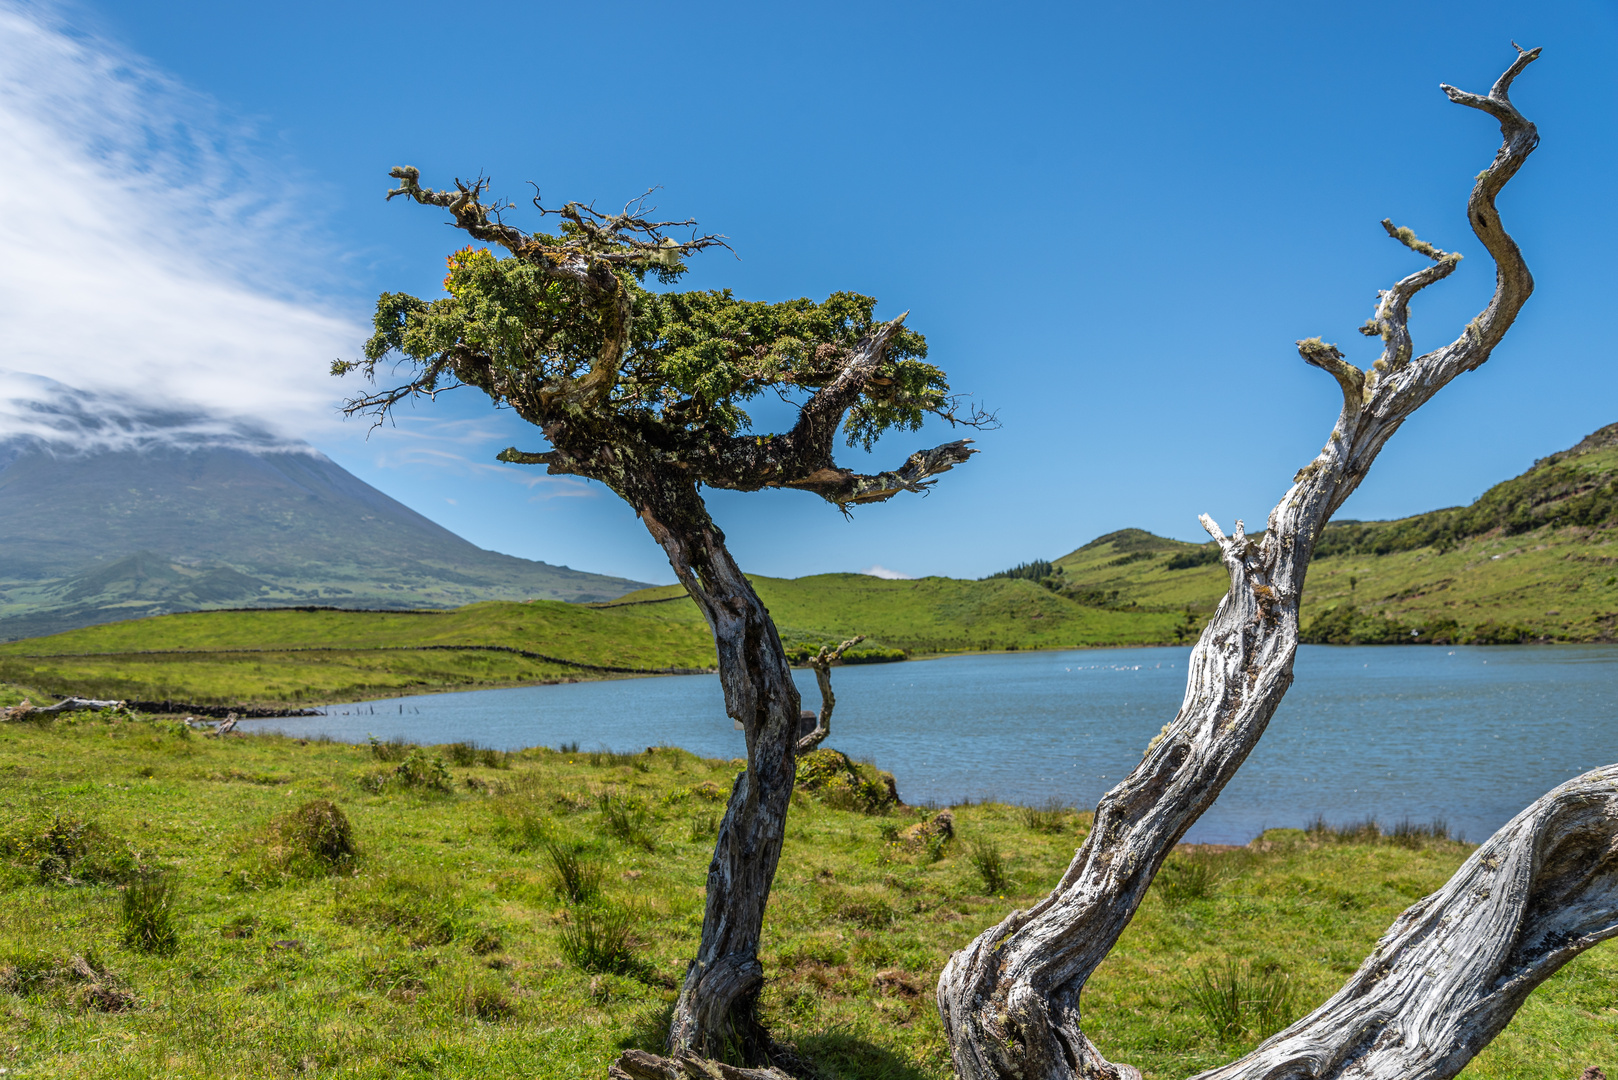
left=237, top=799, right=358, bottom=885
left=1155, top=852, right=1220, bottom=905
left=1182, top=959, right=1296, bottom=1043
left=1306, top=814, right=1455, bottom=848
left=558, top=905, right=637, bottom=975
left=1390, top=817, right=1452, bottom=847
left=542, top=842, right=602, bottom=905
left=599, top=793, right=656, bottom=851
left=454, top=978, right=514, bottom=1021
left=1018, top=797, right=1070, bottom=834
left=118, top=869, right=179, bottom=954
left=969, top=839, right=1010, bottom=894
left=334, top=872, right=465, bottom=947
left=688, top=809, right=720, bottom=842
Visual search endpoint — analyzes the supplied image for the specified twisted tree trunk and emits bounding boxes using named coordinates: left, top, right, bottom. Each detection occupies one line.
left=635, top=483, right=803, bottom=1064
left=937, top=47, right=1582, bottom=1080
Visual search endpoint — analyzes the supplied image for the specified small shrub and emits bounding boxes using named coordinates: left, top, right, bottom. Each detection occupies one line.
left=1155, top=853, right=1220, bottom=905
left=599, top=794, right=655, bottom=851
left=367, top=735, right=415, bottom=762
left=1182, top=959, right=1296, bottom=1042
left=446, top=742, right=479, bottom=767
left=559, top=905, right=637, bottom=974
left=6, top=815, right=135, bottom=886
left=969, top=840, right=1010, bottom=895
left=794, top=748, right=899, bottom=814
left=1018, top=797, right=1069, bottom=834
left=543, top=842, right=602, bottom=905
left=393, top=749, right=453, bottom=792
left=558, top=741, right=580, bottom=754
left=119, top=869, right=179, bottom=954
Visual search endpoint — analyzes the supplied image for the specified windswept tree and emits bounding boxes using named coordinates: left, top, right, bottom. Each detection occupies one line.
left=938, top=47, right=1618, bottom=1080
left=337, top=178, right=981, bottom=1065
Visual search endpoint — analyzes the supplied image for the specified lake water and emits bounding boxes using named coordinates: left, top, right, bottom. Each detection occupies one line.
left=258, top=644, right=1618, bottom=845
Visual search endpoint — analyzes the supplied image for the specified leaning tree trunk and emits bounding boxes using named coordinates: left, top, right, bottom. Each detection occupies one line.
left=633, top=479, right=805, bottom=1066
left=937, top=47, right=1576, bottom=1080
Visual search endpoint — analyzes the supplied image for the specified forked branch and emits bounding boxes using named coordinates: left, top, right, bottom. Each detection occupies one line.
left=936, top=47, right=1547, bottom=1080
left=797, top=635, right=866, bottom=753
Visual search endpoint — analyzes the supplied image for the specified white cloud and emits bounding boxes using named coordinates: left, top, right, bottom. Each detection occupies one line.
left=860, top=564, right=913, bottom=580
left=0, top=2, right=362, bottom=445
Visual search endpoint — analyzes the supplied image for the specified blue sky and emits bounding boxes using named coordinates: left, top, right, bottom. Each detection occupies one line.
left=4, top=1, right=1616, bottom=585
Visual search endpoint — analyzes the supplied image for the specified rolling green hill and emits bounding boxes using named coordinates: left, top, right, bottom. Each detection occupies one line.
left=6, top=423, right=1618, bottom=707
left=1042, top=423, right=1618, bottom=645
left=0, top=572, right=1182, bottom=707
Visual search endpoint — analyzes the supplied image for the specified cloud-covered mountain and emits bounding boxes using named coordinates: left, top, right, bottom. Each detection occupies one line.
left=0, top=377, right=649, bottom=639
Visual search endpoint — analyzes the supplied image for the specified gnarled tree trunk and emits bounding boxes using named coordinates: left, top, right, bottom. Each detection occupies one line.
left=634, top=481, right=803, bottom=1064
left=936, top=47, right=1586, bottom=1080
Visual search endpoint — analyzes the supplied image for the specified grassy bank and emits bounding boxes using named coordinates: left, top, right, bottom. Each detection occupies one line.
left=0, top=573, right=1185, bottom=708
left=0, top=693, right=1611, bottom=1078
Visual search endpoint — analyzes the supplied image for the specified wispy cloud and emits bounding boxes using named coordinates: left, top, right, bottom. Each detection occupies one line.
left=860, top=565, right=913, bottom=580
left=0, top=2, right=361, bottom=445
left=0, top=370, right=317, bottom=454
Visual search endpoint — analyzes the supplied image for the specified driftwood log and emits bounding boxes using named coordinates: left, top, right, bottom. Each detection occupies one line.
left=935, top=47, right=1603, bottom=1080
left=2, top=697, right=126, bottom=721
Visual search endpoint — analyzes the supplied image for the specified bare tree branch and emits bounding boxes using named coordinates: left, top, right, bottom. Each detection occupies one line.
left=777, top=439, right=976, bottom=507
left=1200, top=764, right=1618, bottom=1080
left=796, top=635, right=865, bottom=753
left=936, top=47, right=1546, bottom=1080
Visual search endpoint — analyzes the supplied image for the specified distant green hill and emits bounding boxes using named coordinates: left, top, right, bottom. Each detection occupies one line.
left=0, top=435, right=649, bottom=639
left=1041, top=424, right=1618, bottom=645
left=0, top=573, right=1183, bottom=707
left=6, top=423, right=1617, bottom=708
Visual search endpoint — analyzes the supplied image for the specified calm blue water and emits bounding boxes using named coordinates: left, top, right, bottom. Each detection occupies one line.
left=257, top=645, right=1618, bottom=845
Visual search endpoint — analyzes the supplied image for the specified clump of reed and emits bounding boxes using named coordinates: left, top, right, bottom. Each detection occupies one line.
left=1181, top=959, right=1296, bottom=1042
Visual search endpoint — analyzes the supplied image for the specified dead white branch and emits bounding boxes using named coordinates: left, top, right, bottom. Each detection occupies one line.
left=936, top=45, right=1555, bottom=1080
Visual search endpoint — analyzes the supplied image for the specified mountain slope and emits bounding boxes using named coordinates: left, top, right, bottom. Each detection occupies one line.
left=0, top=437, right=648, bottom=638
left=1044, top=424, right=1618, bottom=644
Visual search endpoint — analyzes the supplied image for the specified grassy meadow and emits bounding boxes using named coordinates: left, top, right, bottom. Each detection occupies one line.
left=0, top=691, right=1613, bottom=1079
left=0, top=575, right=1182, bottom=709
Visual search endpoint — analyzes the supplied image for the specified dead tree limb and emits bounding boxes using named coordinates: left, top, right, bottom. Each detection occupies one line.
left=796, top=635, right=865, bottom=753
left=1196, top=763, right=1618, bottom=1079
left=937, top=45, right=1551, bottom=1080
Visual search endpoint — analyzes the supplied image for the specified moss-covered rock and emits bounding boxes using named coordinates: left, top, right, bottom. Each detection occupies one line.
left=795, top=748, right=898, bottom=813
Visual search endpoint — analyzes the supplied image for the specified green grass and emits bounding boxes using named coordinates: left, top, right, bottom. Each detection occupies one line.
left=1051, top=523, right=1618, bottom=644
left=0, top=702, right=1611, bottom=1078
left=0, top=572, right=1186, bottom=708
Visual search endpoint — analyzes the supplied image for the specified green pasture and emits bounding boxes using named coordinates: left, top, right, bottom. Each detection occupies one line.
left=0, top=695, right=1609, bottom=1078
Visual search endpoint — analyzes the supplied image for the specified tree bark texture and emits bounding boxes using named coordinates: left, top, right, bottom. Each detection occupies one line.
left=936, top=47, right=1550, bottom=1080
left=633, top=480, right=804, bottom=1062
left=1195, top=764, right=1618, bottom=1079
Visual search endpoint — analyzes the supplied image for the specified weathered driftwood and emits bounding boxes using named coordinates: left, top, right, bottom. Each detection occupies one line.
left=937, top=47, right=1564, bottom=1080
left=2, top=697, right=126, bottom=721
left=608, top=1048, right=794, bottom=1080
left=1195, top=764, right=1618, bottom=1079
left=796, top=635, right=865, bottom=753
